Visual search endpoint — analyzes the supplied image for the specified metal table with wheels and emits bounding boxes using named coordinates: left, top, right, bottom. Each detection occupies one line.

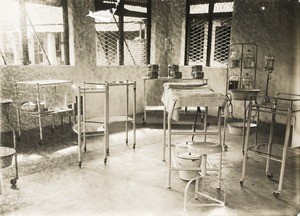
left=241, top=93, right=300, bottom=197
left=73, top=81, right=136, bottom=167
left=15, top=80, right=74, bottom=145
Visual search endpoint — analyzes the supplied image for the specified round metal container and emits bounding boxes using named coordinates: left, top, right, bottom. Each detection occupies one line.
left=228, top=122, right=257, bottom=136
left=147, top=64, right=159, bottom=78
left=177, top=152, right=201, bottom=181
left=171, top=71, right=182, bottom=79
left=0, top=147, right=16, bottom=169
left=192, top=71, right=204, bottom=79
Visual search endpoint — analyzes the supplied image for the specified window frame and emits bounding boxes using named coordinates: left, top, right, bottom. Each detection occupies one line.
left=95, top=0, right=151, bottom=65
left=185, top=0, right=233, bottom=67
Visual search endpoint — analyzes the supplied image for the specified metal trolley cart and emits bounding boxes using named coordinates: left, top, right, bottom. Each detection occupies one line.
left=15, top=80, right=74, bottom=145
left=241, top=93, right=300, bottom=197
left=0, top=99, right=18, bottom=194
left=73, top=81, right=136, bottom=167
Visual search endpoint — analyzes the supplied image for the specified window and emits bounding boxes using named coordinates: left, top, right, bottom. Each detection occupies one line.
left=186, top=1, right=233, bottom=67
left=94, top=0, right=150, bottom=65
left=0, top=0, right=64, bottom=65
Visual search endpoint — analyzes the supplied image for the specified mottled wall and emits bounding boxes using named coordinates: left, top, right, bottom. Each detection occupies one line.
left=68, top=0, right=96, bottom=66
left=232, top=0, right=298, bottom=95
left=231, top=0, right=299, bottom=122
left=151, top=0, right=187, bottom=76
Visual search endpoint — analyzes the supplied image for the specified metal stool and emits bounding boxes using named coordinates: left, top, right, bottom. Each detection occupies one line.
left=183, top=141, right=226, bottom=210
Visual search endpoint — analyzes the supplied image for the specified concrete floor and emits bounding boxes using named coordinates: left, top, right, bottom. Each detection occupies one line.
left=0, top=113, right=300, bottom=216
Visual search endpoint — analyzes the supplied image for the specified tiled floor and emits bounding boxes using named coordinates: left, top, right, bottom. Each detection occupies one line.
left=0, top=113, right=299, bottom=216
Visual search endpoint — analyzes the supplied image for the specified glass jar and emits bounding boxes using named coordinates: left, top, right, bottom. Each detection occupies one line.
left=242, top=73, right=253, bottom=89
left=264, top=55, right=275, bottom=70
left=229, top=49, right=241, bottom=68
left=243, top=49, right=255, bottom=69
left=228, top=73, right=239, bottom=90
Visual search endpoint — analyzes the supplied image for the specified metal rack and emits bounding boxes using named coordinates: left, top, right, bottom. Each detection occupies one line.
left=226, top=43, right=260, bottom=152
left=241, top=93, right=300, bottom=197
left=143, top=77, right=208, bottom=125
left=73, top=81, right=136, bottom=167
left=15, top=80, right=74, bottom=145
left=226, top=43, right=258, bottom=92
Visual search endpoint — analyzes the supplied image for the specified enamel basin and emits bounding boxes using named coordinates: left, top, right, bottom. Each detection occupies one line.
left=229, top=89, right=260, bottom=101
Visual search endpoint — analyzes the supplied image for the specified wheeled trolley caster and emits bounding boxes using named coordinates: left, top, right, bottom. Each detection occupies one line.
left=104, top=158, right=107, bottom=165
left=10, top=178, right=17, bottom=188
left=273, top=191, right=280, bottom=198
left=78, top=161, right=82, bottom=168
left=266, top=172, right=273, bottom=179
left=240, top=179, right=244, bottom=186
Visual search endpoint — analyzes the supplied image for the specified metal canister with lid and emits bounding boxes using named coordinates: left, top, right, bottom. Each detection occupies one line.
left=191, top=65, right=204, bottom=79
left=147, top=64, right=159, bottom=78
left=168, top=64, right=182, bottom=79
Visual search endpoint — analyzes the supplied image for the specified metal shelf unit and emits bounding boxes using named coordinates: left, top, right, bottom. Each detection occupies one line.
left=73, top=81, right=136, bottom=167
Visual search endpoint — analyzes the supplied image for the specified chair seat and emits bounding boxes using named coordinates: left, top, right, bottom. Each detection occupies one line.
left=187, top=142, right=222, bottom=155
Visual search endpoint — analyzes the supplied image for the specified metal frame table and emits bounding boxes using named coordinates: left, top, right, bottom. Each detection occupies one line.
left=143, top=77, right=208, bottom=125
left=241, top=93, right=300, bottom=197
left=73, top=81, right=136, bottom=167
left=15, top=80, right=74, bottom=145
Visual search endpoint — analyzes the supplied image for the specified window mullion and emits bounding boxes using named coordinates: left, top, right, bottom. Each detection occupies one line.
left=118, top=0, right=124, bottom=65
left=206, top=2, right=214, bottom=67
